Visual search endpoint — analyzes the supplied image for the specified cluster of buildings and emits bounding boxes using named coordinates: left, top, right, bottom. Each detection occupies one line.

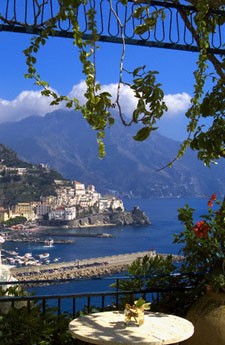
left=0, top=179, right=124, bottom=224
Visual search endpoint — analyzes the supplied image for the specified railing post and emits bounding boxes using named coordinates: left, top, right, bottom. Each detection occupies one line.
left=115, top=278, right=119, bottom=308
left=72, top=297, right=76, bottom=319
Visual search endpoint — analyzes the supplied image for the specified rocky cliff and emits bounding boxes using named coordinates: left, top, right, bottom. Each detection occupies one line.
left=42, top=207, right=150, bottom=228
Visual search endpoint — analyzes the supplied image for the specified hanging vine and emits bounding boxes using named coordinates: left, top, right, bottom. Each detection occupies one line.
left=7, top=0, right=225, bottom=163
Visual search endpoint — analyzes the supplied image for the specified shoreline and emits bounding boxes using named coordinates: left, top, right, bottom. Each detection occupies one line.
left=2, top=224, right=115, bottom=243
left=10, top=251, right=183, bottom=283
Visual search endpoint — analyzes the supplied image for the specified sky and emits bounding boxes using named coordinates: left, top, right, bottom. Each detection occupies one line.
left=0, top=29, right=201, bottom=141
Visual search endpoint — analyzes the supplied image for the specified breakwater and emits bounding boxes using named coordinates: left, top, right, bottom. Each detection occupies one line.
left=10, top=251, right=182, bottom=282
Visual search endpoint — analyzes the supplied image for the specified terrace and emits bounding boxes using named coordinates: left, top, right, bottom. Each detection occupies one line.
left=0, top=273, right=197, bottom=344
left=0, top=1, right=225, bottom=344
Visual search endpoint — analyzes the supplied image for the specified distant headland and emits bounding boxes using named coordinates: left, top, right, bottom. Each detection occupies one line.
left=39, top=206, right=150, bottom=228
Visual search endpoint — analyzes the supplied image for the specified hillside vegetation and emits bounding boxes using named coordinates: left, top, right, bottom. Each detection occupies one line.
left=0, top=144, right=63, bottom=207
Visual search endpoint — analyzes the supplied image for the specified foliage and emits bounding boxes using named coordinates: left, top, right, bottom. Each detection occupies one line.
left=190, top=80, right=225, bottom=164
left=0, top=286, right=73, bottom=345
left=13, top=0, right=223, bottom=163
left=122, top=254, right=176, bottom=289
left=3, top=216, right=27, bottom=226
left=0, top=285, right=26, bottom=298
left=174, top=193, right=225, bottom=292
left=111, top=196, right=225, bottom=315
left=22, top=0, right=167, bottom=157
left=0, top=144, right=63, bottom=208
left=0, top=145, right=31, bottom=168
left=0, top=304, right=74, bottom=345
left=0, top=286, right=102, bottom=345
left=133, top=297, right=150, bottom=311
left=111, top=254, right=204, bottom=316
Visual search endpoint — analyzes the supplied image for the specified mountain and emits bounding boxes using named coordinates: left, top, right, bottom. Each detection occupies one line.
left=0, top=109, right=224, bottom=198
left=0, top=144, right=63, bottom=207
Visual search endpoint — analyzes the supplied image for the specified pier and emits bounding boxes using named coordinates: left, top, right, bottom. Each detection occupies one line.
left=10, top=251, right=182, bottom=282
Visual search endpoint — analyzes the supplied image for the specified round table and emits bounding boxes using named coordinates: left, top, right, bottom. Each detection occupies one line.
left=69, top=310, right=194, bottom=345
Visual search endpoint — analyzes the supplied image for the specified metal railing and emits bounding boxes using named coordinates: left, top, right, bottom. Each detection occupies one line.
left=0, top=274, right=197, bottom=318
left=0, top=0, right=224, bottom=54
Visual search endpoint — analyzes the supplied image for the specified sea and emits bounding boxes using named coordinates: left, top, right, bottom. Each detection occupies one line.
left=2, top=197, right=208, bottom=297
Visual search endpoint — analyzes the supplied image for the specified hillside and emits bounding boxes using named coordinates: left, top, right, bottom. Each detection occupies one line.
left=0, top=110, right=224, bottom=198
left=0, top=144, right=63, bottom=207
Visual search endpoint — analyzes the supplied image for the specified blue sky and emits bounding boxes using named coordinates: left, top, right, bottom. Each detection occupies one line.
left=0, top=30, right=200, bottom=141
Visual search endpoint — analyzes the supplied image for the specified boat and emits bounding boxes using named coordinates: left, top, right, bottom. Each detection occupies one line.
left=38, top=252, right=50, bottom=259
left=44, top=238, right=54, bottom=247
left=7, top=257, right=16, bottom=264
left=7, top=250, right=19, bottom=256
left=24, top=259, right=40, bottom=266
left=97, top=233, right=113, bottom=238
left=24, top=252, right=33, bottom=259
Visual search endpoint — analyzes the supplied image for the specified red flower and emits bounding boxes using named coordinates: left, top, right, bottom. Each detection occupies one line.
left=208, top=193, right=216, bottom=207
left=193, top=220, right=210, bottom=238
left=211, top=193, right=216, bottom=201
left=208, top=200, right=213, bottom=207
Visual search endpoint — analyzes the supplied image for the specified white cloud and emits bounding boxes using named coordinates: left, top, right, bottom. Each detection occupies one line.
left=67, top=80, right=87, bottom=105
left=68, top=82, right=191, bottom=118
left=0, top=90, right=61, bottom=123
left=102, top=83, right=138, bottom=115
left=0, top=82, right=191, bottom=124
left=68, top=81, right=137, bottom=115
left=164, top=92, right=191, bottom=117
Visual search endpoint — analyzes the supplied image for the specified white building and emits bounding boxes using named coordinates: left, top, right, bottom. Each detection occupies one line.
left=48, top=207, right=65, bottom=220
left=98, top=197, right=124, bottom=212
left=48, top=206, right=76, bottom=221
left=35, top=203, right=52, bottom=219
left=72, top=181, right=86, bottom=196
left=111, top=197, right=124, bottom=211
left=64, top=207, right=76, bottom=220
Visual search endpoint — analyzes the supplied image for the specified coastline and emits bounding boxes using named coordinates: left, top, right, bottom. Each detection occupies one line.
left=10, top=251, right=183, bottom=283
left=1, top=206, right=150, bottom=244
left=39, top=207, right=150, bottom=228
left=2, top=223, right=115, bottom=243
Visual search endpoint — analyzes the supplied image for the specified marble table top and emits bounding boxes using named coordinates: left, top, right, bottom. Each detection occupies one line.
left=69, top=310, right=194, bottom=345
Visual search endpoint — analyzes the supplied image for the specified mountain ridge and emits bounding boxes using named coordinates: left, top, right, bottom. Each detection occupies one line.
left=0, top=109, right=224, bottom=198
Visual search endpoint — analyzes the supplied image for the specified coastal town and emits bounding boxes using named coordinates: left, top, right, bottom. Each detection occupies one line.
left=0, top=164, right=124, bottom=225
left=0, top=160, right=150, bottom=272
left=0, top=156, right=150, bottom=230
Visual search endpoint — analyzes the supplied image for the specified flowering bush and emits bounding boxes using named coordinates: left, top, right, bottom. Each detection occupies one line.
left=174, top=194, right=225, bottom=292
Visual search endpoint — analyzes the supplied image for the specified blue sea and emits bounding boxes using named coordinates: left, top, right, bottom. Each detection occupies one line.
left=3, top=197, right=208, bottom=296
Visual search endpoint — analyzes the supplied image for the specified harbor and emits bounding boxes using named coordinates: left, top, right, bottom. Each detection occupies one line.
left=0, top=198, right=194, bottom=285
left=10, top=251, right=183, bottom=282
left=2, top=227, right=113, bottom=244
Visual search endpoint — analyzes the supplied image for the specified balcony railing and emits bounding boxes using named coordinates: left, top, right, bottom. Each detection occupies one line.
left=0, top=274, right=197, bottom=318
left=0, top=0, right=224, bottom=54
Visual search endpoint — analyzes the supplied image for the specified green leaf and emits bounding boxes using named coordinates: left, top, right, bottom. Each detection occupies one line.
left=132, top=109, right=140, bottom=123
left=133, top=127, right=151, bottom=141
left=133, top=7, right=146, bottom=19
left=119, top=0, right=128, bottom=5
left=133, top=66, right=145, bottom=77
left=134, top=297, right=146, bottom=308
left=134, top=24, right=149, bottom=35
